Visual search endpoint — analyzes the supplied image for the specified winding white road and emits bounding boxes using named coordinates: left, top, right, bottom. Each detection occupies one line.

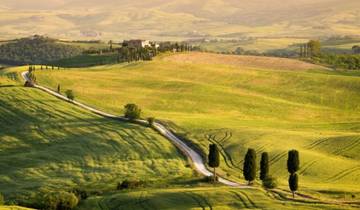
left=22, top=71, right=248, bottom=188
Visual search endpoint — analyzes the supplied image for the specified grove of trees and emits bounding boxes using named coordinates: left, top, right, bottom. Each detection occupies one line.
left=0, top=35, right=82, bottom=65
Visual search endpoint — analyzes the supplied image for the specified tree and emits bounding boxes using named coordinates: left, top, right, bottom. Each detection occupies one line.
left=308, top=40, right=321, bottom=57
left=352, top=45, right=360, bottom=54
left=208, top=144, right=220, bottom=182
left=124, top=103, right=141, bottom=120
left=289, top=173, right=298, bottom=198
left=243, top=148, right=257, bottom=185
left=260, top=152, right=269, bottom=181
left=57, top=84, right=61, bottom=93
left=147, top=117, right=155, bottom=127
left=287, top=150, right=300, bottom=174
left=65, top=90, right=75, bottom=100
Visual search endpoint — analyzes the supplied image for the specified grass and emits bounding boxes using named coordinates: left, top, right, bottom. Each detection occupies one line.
left=33, top=52, right=360, bottom=202
left=51, top=53, right=119, bottom=67
left=0, top=71, right=193, bottom=204
left=77, top=186, right=357, bottom=210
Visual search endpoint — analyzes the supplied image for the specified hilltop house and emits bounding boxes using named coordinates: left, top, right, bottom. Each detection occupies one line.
left=122, top=40, right=151, bottom=48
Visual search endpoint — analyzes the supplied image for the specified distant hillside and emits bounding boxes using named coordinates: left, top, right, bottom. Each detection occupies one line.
left=0, top=36, right=82, bottom=65
left=0, top=0, right=360, bottom=40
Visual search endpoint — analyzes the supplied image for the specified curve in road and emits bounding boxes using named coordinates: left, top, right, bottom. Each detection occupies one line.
left=21, top=71, right=248, bottom=188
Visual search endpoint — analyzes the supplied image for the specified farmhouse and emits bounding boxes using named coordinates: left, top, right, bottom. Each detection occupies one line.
left=122, top=39, right=151, bottom=48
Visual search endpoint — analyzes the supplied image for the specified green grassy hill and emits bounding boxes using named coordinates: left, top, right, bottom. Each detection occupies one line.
left=77, top=187, right=355, bottom=210
left=35, top=52, right=360, bottom=201
left=0, top=70, right=193, bottom=206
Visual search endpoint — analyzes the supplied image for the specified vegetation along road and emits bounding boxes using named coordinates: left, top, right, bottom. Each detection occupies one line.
left=21, top=71, right=245, bottom=188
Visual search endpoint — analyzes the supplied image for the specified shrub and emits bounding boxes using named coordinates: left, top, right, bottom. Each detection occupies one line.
left=71, top=188, right=88, bottom=200
left=42, top=191, right=79, bottom=210
left=147, top=117, right=155, bottom=127
left=262, top=176, right=278, bottom=189
left=117, top=180, right=144, bottom=190
left=124, top=104, right=141, bottom=120
left=202, top=175, right=219, bottom=183
left=65, top=90, right=75, bottom=100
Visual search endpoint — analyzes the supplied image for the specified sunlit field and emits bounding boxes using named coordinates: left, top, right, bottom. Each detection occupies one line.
left=33, top=52, right=360, bottom=202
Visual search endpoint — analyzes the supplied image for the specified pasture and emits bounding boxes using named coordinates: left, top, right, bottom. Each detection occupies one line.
left=34, top=52, right=360, bottom=202
left=0, top=71, right=193, bottom=204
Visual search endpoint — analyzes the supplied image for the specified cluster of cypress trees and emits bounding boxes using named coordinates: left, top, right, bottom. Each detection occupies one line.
left=207, top=145, right=300, bottom=197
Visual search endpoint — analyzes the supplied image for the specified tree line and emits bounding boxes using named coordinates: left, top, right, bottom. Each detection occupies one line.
left=208, top=144, right=300, bottom=198
left=299, top=40, right=360, bottom=70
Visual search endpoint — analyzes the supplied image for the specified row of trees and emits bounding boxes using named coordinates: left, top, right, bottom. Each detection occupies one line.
left=298, top=40, right=360, bottom=70
left=208, top=145, right=300, bottom=197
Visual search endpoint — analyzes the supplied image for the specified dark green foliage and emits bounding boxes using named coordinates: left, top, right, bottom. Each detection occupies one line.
left=52, top=53, right=119, bottom=68
left=117, top=180, right=144, bottom=190
left=124, top=103, right=141, bottom=120
left=65, top=90, right=75, bottom=100
left=287, top=150, right=300, bottom=174
left=202, top=175, right=219, bottom=183
left=42, top=191, right=79, bottom=210
left=208, top=144, right=220, bottom=168
left=289, top=173, right=299, bottom=197
left=0, top=35, right=82, bottom=65
left=260, top=152, right=269, bottom=181
left=147, top=117, right=155, bottom=127
left=317, top=54, right=360, bottom=70
left=243, top=148, right=257, bottom=184
left=262, top=176, right=278, bottom=189
left=208, top=144, right=220, bottom=182
left=308, top=40, right=321, bottom=57
left=71, top=189, right=89, bottom=200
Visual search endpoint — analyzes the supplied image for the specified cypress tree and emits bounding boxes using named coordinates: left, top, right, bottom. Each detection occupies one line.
left=208, top=144, right=220, bottom=182
left=243, top=148, right=257, bottom=185
left=260, top=152, right=269, bottom=181
left=287, top=150, right=300, bottom=174
left=289, top=173, right=298, bottom=198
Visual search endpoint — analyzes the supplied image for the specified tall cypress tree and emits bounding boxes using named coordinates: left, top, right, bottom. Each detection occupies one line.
left=208, top=144, right=220, bottom=182
left=289, top=173, right=298, bottom=198
left=287, top=150, right=300, bottom=174
left=243, top=148, right=257, bottom=185
left=260, top=152, right=269, bottom=181
left=287, top=150, right=300, bottom=198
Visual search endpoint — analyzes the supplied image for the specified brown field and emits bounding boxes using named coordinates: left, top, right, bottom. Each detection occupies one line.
left=163, top=52, right=327, bottom=71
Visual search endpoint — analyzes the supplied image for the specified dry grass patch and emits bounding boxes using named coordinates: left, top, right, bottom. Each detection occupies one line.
left=164, top=52, right=327, bottom=71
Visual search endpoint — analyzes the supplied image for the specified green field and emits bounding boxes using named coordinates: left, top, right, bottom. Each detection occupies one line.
left=0, top=71, right=193, bottom=205
left=77, top=187, right=356, bottom=210
left=34, top=52, right=360, bottom=202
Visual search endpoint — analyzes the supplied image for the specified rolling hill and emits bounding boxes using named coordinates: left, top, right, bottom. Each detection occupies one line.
left=34, top=52, right=360, bottom=202
left=0, top=0, right=360, bottom=40
left=0, top=68, right=193, bottom=207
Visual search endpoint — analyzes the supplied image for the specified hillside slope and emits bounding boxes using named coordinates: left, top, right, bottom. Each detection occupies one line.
left=0, top=70, right=193, bottom=204
left=35, top=53, right=360, bottom=200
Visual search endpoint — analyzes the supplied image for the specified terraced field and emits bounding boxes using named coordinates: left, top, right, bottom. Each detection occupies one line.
left=0, top=73, right=193, bottom=204
left=34, top=52, right=360, bottom=201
